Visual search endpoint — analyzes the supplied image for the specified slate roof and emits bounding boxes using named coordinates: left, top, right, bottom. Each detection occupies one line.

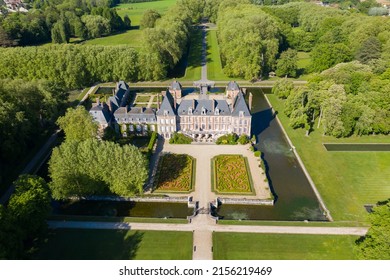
left=227, top=81, right=240, bottom=91
left=156, top=90, right=175, bottom=116
left=177, top=98, right=231, bottom=116
left=170, top=80, right=182, bottom=90
left=231, top=92, right=251, bottom=117
left=114, top=106, right=156, bottom=122
left=90, top=103, right=111, bottom=124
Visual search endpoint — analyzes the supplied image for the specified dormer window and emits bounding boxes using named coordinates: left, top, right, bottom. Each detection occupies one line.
left=239, top=111, right=244, bottom=117
left=164, top=110, right=168, bottom=116
left=215, top=107, right=219, bottom=115
left=201, top=107, right=206, bottom=115
left=188, top=108, right=192, bottom=115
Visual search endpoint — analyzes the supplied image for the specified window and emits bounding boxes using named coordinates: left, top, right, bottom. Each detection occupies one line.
left=164, top=110, right=168, bottom=116
left=188, top=108, right=192, bottom=115
left=160, top=119, right=164, bottom=124
left=215, top=108, right=219, bottom=115
left=239, top=111, right=244, bottom=117
left=171, top=119, right=175, bottom=124
left=161, top=126, right=165, bottom=132
left=201, top=107, right=206, bottom=115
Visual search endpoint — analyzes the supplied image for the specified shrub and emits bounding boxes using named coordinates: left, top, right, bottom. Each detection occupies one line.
left=254, top=151, right=261, bottom=157
left=238, top=134, right=249, bottom=145
left=216, top=133, right=238, bottom=145
left=169, top=132, right=192, bottom=144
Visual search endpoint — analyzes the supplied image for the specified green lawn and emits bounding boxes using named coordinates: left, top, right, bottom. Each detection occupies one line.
left=297, top=51, right=311, bottom=70
left=83, top=29, right=143, bottom=48
left=33, top=229, right=192, bottom=260
left=213, top=232, right=358, bottom=260
left=116, top=0, right=177, bottom=27
left=206, top=30, right=231, bottom=81
left=178, top=28, right=202, bottom=81
left=267, top=94, right=390, bottom=222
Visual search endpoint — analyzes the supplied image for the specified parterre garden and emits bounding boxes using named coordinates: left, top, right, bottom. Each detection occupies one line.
left=154, top=153, right=195, bottom=192
left=212, top=155, right=253, bottom=195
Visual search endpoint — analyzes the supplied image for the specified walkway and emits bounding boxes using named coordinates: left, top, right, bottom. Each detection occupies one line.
left=194, top=24, right=214, bottom=88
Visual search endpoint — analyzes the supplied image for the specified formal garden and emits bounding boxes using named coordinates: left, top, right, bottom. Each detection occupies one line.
left=154, top=153, right=196, bottom=193
left=212, top=155, right=254, bottom=195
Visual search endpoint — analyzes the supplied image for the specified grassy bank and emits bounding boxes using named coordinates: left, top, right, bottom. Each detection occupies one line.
left=213, top=232, right=358, bottom=260
left=206, top=30, right=231, bottom=81
left=33, top=229, right=192, bottom=260
left=266, top=94, right=390, bottom=222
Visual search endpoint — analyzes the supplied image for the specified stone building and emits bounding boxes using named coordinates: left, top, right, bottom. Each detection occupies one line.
left=157, top=81, right=252, bottom=142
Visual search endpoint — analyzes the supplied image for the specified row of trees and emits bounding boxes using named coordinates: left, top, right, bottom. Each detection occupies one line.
left=217, top=1, right=281, bottom=79
left=48, top=107, right=148, bottom=198
left=0, top=175, right=51, bottom=259
left=273, top=61, right=390, bottom=137
left=0, top=0, right=130, bottom=46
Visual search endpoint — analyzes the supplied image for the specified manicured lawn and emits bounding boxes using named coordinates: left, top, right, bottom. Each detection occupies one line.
left=135, top=95, right=152, bottom=103
left=267, top=94, right=390, bottom=222
left=83, top=29, right=143, bottom=48
left=179, top=28, right=202, bottom=81
left=212, top=155, right=253, bottom=194
left=116, top=0, right=177, bottom=27
left=206, top=30, right=231, bottom=81
left=213, top=232, right=358, bottom=260
left=297, top=51, right=311, bottom=70
left=155, top=154, right=195, bottom=192
left=33, top=229, right=192, bottom=260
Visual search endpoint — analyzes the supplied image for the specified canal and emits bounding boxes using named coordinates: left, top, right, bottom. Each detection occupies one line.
left=215, top=88, right=327, bottom=221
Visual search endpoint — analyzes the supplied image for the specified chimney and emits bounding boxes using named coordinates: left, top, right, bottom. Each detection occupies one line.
left=173, top=92, right=177, bottom=110
left=242, top=88, right=247, bottom=95
left=96, top=98, right=100, bottom=106
left=249, top=92, right=253, bottom=111
left=157, top=92, right=160, bottom=110
left=112, top=88, right=115, bottom=96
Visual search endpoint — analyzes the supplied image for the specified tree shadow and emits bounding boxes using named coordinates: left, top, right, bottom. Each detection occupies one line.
left=260, top=151, right=278, bottom=203
left=122, top=230, right=143, bottom=260
left=155, top=153, right=192, bottom=187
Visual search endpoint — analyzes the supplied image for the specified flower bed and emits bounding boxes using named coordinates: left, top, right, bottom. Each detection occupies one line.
left=154, top=154, right=195, bottom=193
left=212, top=155, right=253, bottom=194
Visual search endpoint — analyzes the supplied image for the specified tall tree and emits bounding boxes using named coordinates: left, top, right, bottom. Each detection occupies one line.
left=140, top=9, right=161, bottom=29
left=56, top=106, right=98, bottom=141
left=8, top=175, right=52, bottom=240
left=275, top=49, right=298, bottom=78
left=356, top=199, right=390, bottom=260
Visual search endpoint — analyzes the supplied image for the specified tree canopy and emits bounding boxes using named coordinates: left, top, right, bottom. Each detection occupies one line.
left=0, top=175, right=51, bottom=259
left=56, top=106, right=99, bottom=141
left=356, top=199, right=390, bottom=260
left=49, top=138, right=148, bottom=199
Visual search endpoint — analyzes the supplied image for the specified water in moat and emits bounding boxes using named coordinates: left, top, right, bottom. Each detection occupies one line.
left=53, top=200, right=193, bottom=219
left=214, top=88, right=327, bottom=221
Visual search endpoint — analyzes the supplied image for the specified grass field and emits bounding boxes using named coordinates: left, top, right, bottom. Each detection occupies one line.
left=116, top=0, right=177, bottom=27
left=213, top=232, right=358, bottom=260
left=206, top=30, right=231, bottom=81
left=83, top=1, right=177, bottom=47
left=266, top=94, right=390, bottom=222
left=178, top=28, right=202, bottom=81
left=83, top=29, right=143, bottom=48
left=33, top=229, right=192, bottom=260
